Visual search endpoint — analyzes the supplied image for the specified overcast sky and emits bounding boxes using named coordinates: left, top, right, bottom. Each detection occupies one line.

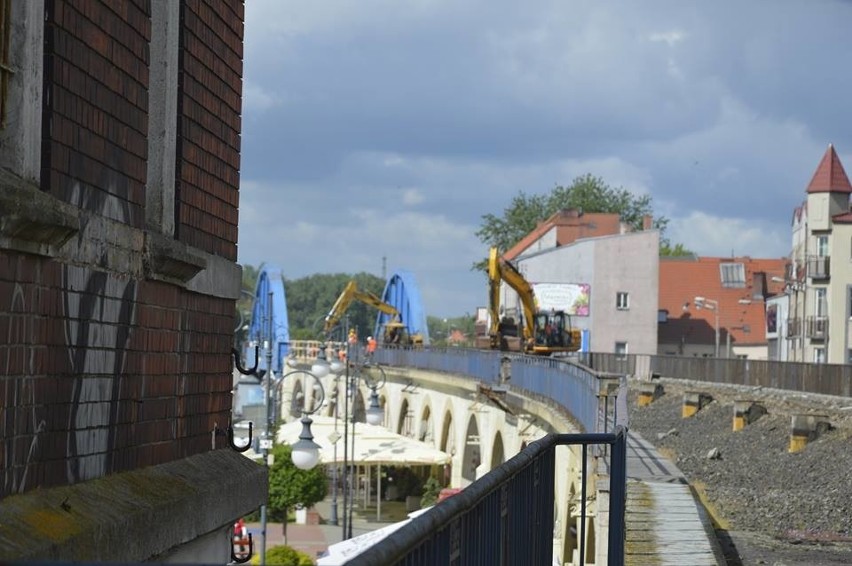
left=237, top=0, right=852, bottom=317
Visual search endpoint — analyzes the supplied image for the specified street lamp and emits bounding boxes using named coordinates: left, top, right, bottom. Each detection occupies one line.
left=694, top=296, right=720, bottom=358
left=343, top=361, right=387, bottom=539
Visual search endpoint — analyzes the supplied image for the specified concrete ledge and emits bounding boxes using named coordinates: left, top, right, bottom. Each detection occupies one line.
left=144, top=231, right=207, bottom=286
left=0, top=450, right=267, bottom=562
left=0, top=169, right=80, bottom=256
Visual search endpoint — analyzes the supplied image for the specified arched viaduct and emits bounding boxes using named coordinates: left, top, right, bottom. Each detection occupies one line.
left=282, top=343, right=623, bottom=565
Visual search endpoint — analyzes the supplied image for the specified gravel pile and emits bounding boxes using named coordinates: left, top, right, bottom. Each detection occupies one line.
left=627, top=378, right=852, bottom=563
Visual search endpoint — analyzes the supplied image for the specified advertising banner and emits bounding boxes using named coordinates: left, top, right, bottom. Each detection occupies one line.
left=532, top=283, right=591, bottom=316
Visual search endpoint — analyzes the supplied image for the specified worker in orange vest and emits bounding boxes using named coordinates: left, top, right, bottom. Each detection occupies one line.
left=367, top=335, right=377, bottom=356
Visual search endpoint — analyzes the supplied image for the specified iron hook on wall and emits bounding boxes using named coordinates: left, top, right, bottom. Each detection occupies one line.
left=231, top=532, right=253, bottom=564
left=232, top=346, right=259, bottom=376
left=227, top=422, right=252, bottom=453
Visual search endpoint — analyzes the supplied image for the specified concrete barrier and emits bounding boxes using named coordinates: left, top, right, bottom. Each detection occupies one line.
left=789, top=414, right=831, bottom=453
left=637, top=382, right=664, bottom=407
left=732, top=400, right=767, bottom=431
left=682, top=392, right=713, bottom=418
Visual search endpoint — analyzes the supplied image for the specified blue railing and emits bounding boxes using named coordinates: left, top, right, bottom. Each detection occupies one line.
left=348, top=427, right=628, bottom=566
left=375, top=347, right=612, bottom=433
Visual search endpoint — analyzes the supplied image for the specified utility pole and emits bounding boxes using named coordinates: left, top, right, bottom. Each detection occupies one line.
left=260, top=291, right=274, bottom=566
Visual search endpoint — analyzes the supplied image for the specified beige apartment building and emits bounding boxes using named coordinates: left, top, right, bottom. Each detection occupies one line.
left=785, top=144, right=852, bottom=364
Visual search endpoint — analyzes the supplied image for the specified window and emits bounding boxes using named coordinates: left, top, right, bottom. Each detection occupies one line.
left=720, top=263, right=746, bottom=288
left=616, top=292, right=629, bottom=310
left=615, top=341, right=628, bottom=359
left=815, top=288, right=827, bottom=317
left=849, top=287, right=852, bottom=318
left=817, top=235, right=828, bottom=257
left=814, top=347, right=826, bottom=364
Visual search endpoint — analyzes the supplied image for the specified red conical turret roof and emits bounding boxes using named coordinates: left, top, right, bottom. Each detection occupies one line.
left=806, top=144, right=852, bottom=194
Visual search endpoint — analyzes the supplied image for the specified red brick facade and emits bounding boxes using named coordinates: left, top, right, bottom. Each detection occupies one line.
left=1, top=1, right=245, bottom=500
left=176, top=0, right=243, bottom=260
left=41, top=0, right=152, bottom=228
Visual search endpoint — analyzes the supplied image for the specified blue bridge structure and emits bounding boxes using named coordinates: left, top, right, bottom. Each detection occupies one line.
left=244, top=266, right=430, bottom=374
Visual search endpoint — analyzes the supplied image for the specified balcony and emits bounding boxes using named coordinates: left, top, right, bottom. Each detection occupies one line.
left=807, top=255, right=830, bottom=280
left=806, top=316, right=829, bottom=340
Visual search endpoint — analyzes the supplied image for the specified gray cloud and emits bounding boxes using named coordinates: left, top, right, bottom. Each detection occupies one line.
left=238, top=0, right=852, bottom=317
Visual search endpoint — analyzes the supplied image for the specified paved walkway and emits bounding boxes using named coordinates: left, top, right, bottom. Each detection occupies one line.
left=625, top=430, right=722, bottom=565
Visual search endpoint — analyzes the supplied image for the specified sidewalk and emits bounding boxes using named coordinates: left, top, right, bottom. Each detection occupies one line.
left=625, top=430, right=723, bottom=565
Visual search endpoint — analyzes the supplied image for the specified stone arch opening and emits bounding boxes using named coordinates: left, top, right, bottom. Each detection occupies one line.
left=419, top=405, right=433, bottom=443
left=491, top=431, right=505, bottom=468
left=462, top=415, right=481, bottom=483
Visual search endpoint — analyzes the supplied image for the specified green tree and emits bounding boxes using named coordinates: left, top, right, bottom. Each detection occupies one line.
left=285, top=272, right=387, bottom=340
left=659, top=242, right=694, bottom=257
left=267, top=443, right=328, bottom=543
left=474, top=174, right=689, bottom=269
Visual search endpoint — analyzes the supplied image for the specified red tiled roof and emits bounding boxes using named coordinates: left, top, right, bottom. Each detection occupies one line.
left=658, top=256, right=787, bottom=349
left=806, top=144, right=852, bottom=194
left=503, top=209, right=626, bottom=260
left=832, top=211, right=852, bottom=223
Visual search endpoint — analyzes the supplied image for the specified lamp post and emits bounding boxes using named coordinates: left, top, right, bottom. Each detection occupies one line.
left=258, top=348, right=326, bottom=566
left=694, top=296, right=720, bottom=358
left=343, top=360, right=386, bottom=539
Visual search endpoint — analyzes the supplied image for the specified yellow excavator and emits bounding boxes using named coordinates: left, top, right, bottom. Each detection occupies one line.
left=324, top=281, right=423, bottom=346
left=485, top=247, right=581, bottom=356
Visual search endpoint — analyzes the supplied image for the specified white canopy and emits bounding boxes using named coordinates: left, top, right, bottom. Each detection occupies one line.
left=276, top=415, right=451, bottom=466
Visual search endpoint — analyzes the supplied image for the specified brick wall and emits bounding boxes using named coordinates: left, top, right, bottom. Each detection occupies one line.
left=41, top=0, right=151, bottom=228
left=1, top=0, right=246, bottom=501
left=0, top=251, right=236, bottom=497
left=176, top=0, right=243, bottom=260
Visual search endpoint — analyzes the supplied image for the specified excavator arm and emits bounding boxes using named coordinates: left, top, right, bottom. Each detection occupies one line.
left=323, top=281, right=400, bottom=336
left=488, top=247, right=537, bottom=348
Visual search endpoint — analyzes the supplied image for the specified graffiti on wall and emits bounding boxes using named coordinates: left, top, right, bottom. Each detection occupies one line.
left=2, top=283, right=47, bottom=494
left=63, top=183, right=138, bottom=483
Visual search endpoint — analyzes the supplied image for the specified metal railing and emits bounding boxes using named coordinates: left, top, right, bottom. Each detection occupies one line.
left=347, top=427, right=628, bottom=566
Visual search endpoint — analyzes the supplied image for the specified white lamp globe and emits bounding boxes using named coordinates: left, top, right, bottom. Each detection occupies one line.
left=311, top=358, right=330, bottom=378
left=291, top=416, right=321, bottom=470
left=366, top=406, right=383, bottom=426
left=329, top=359, right=344, bottom=374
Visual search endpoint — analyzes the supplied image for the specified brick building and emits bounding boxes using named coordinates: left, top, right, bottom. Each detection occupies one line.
left=0, top=1, right=264, bottom=562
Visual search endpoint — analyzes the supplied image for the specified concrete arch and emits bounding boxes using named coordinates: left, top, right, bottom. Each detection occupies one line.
left=490, top=431, right=505, bottom=468
left=418, top=404, right=433, bottom=444
left=352, top=388, right=366, bottom=423
left=397, top=398, right=413, bottom=437
left=461, top=414, right=481, bottom=483
left=439, top=410, right=454, bottom=457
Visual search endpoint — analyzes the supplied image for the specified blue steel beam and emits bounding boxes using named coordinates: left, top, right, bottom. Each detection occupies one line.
left=376, top=269, right=431, bottom=344
left=244, top=264, right=290, bottom=375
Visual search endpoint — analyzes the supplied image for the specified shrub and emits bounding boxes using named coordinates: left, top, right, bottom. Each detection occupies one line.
left=251, top=544, right=313, bottom=566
